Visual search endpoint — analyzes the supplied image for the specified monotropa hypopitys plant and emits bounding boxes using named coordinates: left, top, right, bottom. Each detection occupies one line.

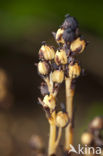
left=37, top=14, right=87, bottom=156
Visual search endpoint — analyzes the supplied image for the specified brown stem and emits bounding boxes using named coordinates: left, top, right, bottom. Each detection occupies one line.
left=65, top=77, right=74, bottom=151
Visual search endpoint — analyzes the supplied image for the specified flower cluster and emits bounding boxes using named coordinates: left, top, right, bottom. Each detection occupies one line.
left=38, top=14, right=86, bottom=120
left=37, top=14, right=87, bottom=155
left=81, top=117, right=103, bottom=147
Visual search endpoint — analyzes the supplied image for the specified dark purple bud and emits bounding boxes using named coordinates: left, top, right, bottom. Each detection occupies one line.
left=63, top=28, right=75, bottom=43
left=62, top=15, right=78, bottom=30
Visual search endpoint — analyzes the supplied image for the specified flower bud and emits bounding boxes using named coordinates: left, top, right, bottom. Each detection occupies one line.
left=81, top=132, right=93, bottom=145
left=68, top=63, right=81, bottom=79
left=70, top=37, right=86, bottom=54
left=51, top=70, right=64, bottom=83
left=55, top=49, right=67, bottom=65
left=39, top=45, right=55, bottom=60
left=56, top=28, right=65, bottom=44
left=43, top=94, right=56, bottom=110
left=62, top=14, right=78, bottom=30
left=56, top=111, right=68, bottom=128
left=63, top=28, right=75, bottom=43
left=89, top=117, right=103, bottom=130
left=38, top=61, right=49, bottom=75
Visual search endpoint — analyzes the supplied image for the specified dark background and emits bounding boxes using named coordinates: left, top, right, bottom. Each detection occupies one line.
left=0, top=0, right=103, bottom=155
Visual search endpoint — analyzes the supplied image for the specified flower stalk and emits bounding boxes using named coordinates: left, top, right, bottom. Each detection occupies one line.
left=48, top=112, right=56, bottom=155
left=65, top=77, right=74, bottom=150
left=45, top=76, right=57, bottom=156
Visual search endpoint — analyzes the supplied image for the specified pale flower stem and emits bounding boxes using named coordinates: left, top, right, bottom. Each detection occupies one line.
left=48, top=112, right=56, bottom=156
left=44, top=76, right=57, bottom=156
left=55, top=127, right=62, bottom=148
left=65, top=77, right=74, bottom=151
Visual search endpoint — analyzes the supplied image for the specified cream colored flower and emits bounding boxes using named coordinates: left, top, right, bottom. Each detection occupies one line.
left=56, top=111, right=68, bottom=127
left=55, top=49, right=67, bottom=65
left=70, top=37, right=86, bottom=54
left=68, top=63, right=81, bottom=79
left=39, top=45, right=55, bottom=60
left=56, top=28, right=65, bottom=44
left=43, top=94, right=56, bottom=110
left=51, top=70, right=64, bottom=83
left=38, top=61, right=49, bottom=75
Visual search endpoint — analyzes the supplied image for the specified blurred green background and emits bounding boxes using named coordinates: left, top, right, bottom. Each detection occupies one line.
left=0, top=0, right=103, bottom=156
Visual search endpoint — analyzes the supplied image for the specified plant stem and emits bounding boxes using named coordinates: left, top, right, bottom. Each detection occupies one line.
left=48, top=112, right=56, bottom=156
left=65, top=77, right=74, bottom=151
left=45, top=74, right=62, bottom=155
left=55, top=127, right=62, bottom=148
left=45, top=76, right=57, bottom=156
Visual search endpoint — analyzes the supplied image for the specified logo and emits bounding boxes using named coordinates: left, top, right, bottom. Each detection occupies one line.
left=69, top=144, right=102, bottom=155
